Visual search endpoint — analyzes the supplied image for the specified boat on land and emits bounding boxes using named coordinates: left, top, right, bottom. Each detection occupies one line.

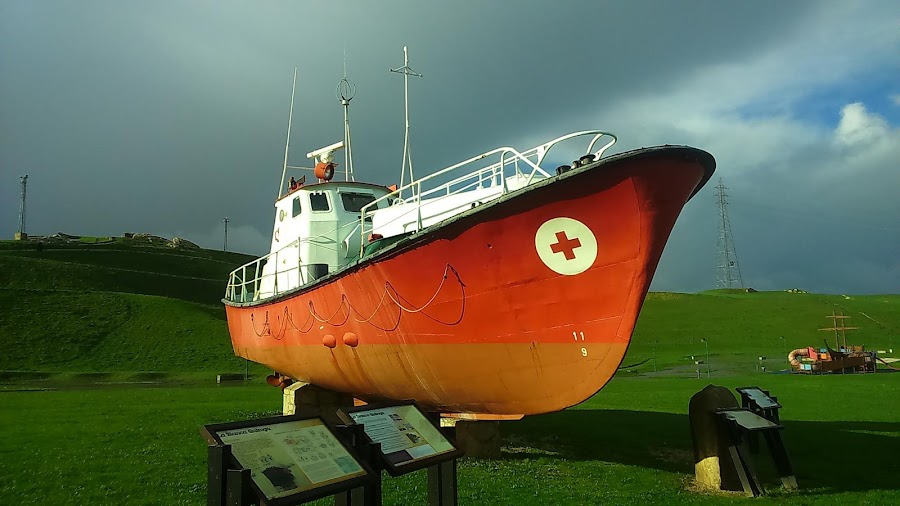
left=223, top=52, right=716, bottom=419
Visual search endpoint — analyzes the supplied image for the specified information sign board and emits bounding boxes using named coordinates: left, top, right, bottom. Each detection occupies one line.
left=203, top=414, right=373, bottom=505
left=338, top=402, right=462, bottom=476
left=736, top=387, right=781, bottom=409
left=718, top=409, right=781, bottom=430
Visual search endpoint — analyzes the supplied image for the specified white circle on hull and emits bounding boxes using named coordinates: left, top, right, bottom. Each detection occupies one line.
left=535, top=217, right=598, bottom=275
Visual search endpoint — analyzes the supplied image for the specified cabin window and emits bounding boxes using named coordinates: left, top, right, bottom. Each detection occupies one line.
left=309, top=192, right=331, bottom=212
left=341, top=192, right=377, bottom=213
left=292, top=197, right=302, bottom=217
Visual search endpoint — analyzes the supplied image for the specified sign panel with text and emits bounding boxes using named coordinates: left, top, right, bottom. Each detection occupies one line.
left=203, top=414, right=374, bottom=505
left=338, top=402, right=462, bottom=476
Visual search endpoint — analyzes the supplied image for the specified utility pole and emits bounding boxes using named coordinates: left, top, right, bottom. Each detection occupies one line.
left=16, top=175, right=28, bottom=240
left=223, top=217, right=229, bottom=251
left=701, top=338, right=710, bottom=378
left=715, top=178, right=744, bottom=288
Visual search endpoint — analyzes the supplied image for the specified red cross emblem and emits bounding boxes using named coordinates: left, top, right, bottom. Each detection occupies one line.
left=550, top=231, right=582, bottom=260
left=536, top=217, right=597, bottom=275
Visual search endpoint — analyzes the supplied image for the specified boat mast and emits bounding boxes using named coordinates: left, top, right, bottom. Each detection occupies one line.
left=278, top=67, right=298, bottom=198
left=390, top=46, right=422, bottom=198
left=337, top=54, right=357, bottom=181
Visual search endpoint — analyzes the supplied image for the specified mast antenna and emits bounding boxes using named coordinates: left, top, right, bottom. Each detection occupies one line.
left=390, top=46, right=422, bottom=198
left=279, top=67, right=298, bottom=198
left=17, top=175, right=28, bottom=238
left=715, top=177, right=744, bottom=289
left=336, top=51, right=357, bottom=181
left=223, top=217, right=229, bottom=251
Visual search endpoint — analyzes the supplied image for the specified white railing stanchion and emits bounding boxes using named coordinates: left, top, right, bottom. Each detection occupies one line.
left=416, top=182, right=423, bottom=231
left=503, top=151, right=509, bottom=194
left=360, top=208, right=367, bottom=257
left=254, top=258, right=260, bottom=300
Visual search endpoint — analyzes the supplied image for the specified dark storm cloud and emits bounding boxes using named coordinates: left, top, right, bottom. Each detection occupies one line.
left=1, top=1, right=897, bottom=292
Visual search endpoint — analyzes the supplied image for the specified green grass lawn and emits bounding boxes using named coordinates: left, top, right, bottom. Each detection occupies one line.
left=1, top=238, right=898, bottom=504
left=1, top=374, right=897, bottom=505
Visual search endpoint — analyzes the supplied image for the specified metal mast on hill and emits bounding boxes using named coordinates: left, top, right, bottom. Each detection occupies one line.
left=715, top=177, right=744, bottom=288
left=223, top=217, right=229, bottom=251
left=390, top=46, right=422, bottom=198
left=18, top=175, right=28, bottom=238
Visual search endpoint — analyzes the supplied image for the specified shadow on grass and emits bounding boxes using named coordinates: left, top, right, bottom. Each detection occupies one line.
left=129, top=371, right=169, bottom=381
left=73, top=372, right=113, bottom=381
left=0, top=371, right=53, bottom=382
left=504, top=409, right=900, bottom=494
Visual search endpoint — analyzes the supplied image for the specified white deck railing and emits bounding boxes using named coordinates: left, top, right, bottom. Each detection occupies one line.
left=358, top=131, right=616, bottom=255
left=225, top=130, right=616, bottom=303
left=224, top=219, right=361, bottom=302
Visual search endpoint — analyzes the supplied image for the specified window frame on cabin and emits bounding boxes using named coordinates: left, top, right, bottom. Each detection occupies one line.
left=309, top=192, right=331, bottom=212
left=339, top=192, right=378, bottom=213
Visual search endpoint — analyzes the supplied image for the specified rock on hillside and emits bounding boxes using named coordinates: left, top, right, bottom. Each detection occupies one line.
left=167, top=237, right=200, bottom=250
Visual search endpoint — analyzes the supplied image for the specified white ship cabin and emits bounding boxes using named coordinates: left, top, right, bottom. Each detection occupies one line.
left=225, top=131, right=617, bottom=303
left=260, top=179, right=391, bottom=298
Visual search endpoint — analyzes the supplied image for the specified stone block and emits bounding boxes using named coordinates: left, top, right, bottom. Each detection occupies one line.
left=689, top=384, right=740, bottom=491
left=283, top=382, right=353, bottom=424
left=454, top=420, right=501, bottom=459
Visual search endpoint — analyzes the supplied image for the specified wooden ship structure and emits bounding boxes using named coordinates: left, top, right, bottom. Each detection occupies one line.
left=787, top=312, right=877, bottom=374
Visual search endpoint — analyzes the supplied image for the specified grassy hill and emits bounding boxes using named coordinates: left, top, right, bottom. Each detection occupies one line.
left=624, top=290, right=900, bottom=375
left=1, top=236, right=897, bottom=376
left=0, top=290, right=243, bottom=372
left=0, top=237, right=255, bottom=374
left=0, top=237, right=251, bottom=305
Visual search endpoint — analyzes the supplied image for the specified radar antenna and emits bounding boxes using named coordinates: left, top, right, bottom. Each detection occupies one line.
left=336, top=53, right=357, bottom=181
left=390, top=46, right=422, bottom=199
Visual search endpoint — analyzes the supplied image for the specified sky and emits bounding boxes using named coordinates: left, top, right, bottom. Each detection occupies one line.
left=1, top=0, right=898, bottom=294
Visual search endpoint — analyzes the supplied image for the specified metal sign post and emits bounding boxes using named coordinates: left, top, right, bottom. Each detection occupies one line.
left=337, top=402, right=461, bottom=506
left=427, top=459, right=457, bottom=506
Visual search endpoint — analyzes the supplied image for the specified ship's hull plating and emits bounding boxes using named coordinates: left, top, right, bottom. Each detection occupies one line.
left=225, top=146, right=715, bottom=417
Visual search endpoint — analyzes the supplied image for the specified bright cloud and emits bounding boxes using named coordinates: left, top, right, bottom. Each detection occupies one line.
left=836, top=103, right=893, bottom=147
left=593, top=6, right=900, bottom=294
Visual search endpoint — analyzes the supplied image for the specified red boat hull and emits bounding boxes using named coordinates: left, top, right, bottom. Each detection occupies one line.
left=225, top=146, right=714, bottom=417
